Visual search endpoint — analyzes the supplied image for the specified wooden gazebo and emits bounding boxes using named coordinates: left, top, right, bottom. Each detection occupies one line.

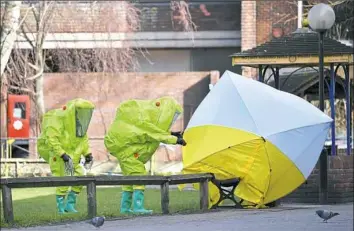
left=230, top=26, right=353, bottom=156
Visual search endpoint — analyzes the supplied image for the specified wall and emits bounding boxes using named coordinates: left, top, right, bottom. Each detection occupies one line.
left=0, top=2, right=130, bottom=33
left=255, top=1, right=297, bottom=45
left=33, top=71, right=219, bottom=174
left=240, top=1, right=257, bottom=78
left=283, top=153, right=353, bottom=203
left=240, top=1, right=298, bottom=78
left=136, top=50, right=191, bottom=72
left=136, top=48, right=242, bottom=75
left=190, top=47, right=241, bottom=74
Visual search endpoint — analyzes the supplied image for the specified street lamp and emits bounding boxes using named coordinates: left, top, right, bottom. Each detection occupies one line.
left=308, top=3, right=335, bottom=111
left=308, top=3, right=335, bottom=205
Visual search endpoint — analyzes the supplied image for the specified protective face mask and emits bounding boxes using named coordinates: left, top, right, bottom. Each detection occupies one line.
left=168, top=111, right=181, bottom=130
left=75, top=108, right=94, bottom=137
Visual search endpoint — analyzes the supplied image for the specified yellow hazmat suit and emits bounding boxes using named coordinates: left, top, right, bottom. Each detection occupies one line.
left=37, top=98, right=95, bottom=214
left=104, top=96, right=186, bottom=214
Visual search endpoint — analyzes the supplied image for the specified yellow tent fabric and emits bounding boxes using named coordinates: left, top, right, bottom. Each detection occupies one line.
left=182, top=125, right=305, bottom=207
left=180, top=71, right=332, bottom=208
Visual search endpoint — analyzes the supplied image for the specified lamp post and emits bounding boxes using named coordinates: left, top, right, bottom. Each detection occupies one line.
left=308, top=3, right=335, bottom=205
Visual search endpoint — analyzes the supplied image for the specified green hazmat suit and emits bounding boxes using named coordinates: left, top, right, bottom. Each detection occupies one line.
left=104, top=96, right=184, bottom=214
left=37, top=98, right=95, bottom=213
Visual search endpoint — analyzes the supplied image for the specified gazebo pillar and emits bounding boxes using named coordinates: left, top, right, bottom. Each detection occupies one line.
left=258, top=65, right=264, bottom=83
left=275, top=67, right=280, bottom=90
left=334, top=64, right=352, bottom=155
left=329, top=63, right=336, bottom=155
left=344, top=65, right=352, bottom=155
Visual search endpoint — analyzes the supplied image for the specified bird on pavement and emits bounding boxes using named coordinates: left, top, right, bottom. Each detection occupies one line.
left=91, top=216, right=105, bottom=228
left=316, top=210, right=339, bottom=222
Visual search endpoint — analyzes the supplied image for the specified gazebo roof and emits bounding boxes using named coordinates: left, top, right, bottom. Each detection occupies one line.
left=231, top=27, right=354, bottom=67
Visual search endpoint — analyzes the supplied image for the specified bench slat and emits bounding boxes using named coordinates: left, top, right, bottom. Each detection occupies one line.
left=168, top=173, right=214, bottom=185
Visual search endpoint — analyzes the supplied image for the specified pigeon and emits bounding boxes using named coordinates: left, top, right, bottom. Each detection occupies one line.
left=91, top=216, right=105, bottom=228
left=316, top=209, right=339, bottom=222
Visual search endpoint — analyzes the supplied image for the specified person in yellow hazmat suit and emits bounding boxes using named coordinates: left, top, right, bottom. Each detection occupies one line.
left=104, top=96, right=187, bottom=215
left=37, top=98, right=95, bottom=214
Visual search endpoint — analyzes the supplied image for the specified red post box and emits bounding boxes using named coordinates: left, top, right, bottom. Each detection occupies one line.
left=7, top=94, right=30, bottom=139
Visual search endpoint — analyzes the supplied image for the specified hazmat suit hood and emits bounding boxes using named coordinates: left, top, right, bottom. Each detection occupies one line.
left=148, top=96, right=183, bottom=131
left=63, top=98, right=95, bottom=138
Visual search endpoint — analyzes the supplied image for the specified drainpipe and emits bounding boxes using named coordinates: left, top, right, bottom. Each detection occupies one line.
left=298, top=1, right=303, bottom=28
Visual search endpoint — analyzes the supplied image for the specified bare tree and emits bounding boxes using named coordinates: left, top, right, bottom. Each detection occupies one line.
left=51, top=1, right=141, bottom=73
left=0, top=1, right=22, bottom=77
left=324, top=0, right=353, bottom=40
left=4, top=1, right=56, bottom=132
left=3, top=1, right=141, bottom=136
left=2, top=1, right=198, bottom=151
left=170, top=1, right=197, bottom=43
left=280, top=0, right=353, bottom=40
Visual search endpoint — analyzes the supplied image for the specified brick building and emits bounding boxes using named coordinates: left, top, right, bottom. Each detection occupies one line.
left=4, top=1, right=301, bottom=75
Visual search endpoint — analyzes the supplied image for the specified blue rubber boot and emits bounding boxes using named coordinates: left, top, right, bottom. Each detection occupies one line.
left=132, top=190, right=153, bottom=214
left=64, top=191, right=78, bottom=213
left=120, top=191, right=133, bottom=214
left=56, top=195, right=66, bottom=214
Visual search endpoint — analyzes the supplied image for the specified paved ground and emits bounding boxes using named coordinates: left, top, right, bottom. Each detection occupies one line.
left=4, top=203, right=353, bottom=231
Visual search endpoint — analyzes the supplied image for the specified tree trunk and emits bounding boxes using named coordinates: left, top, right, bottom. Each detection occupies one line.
left=35, top=74, right=45, bottom=117
left=0, top=1, right=22, bottom=77
left=0, top=77, right=8, bottom=138
left=35, top=47, right=45, bottom=121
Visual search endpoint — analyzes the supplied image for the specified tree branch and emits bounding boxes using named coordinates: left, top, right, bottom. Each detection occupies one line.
left=8, top=85, right=36, bottom=95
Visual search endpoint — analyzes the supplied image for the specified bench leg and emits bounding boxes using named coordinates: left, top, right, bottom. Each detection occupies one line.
left=211, top=185, right=243, bottom=209
left=199, top=179, right=209, bottom=211
left=161, top=182, right=170, bottom=214
left=87, top=182, right=97, bottom=218
left=2, top=185, right=14, bottom=223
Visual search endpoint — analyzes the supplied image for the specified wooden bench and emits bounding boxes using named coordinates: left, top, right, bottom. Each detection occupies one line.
left=0, top=173, right=213, bottom=223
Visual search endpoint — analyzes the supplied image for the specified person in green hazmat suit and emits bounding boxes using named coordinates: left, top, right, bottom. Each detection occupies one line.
left=104, top=96, right=187, bottom=214
left=37, top=98, right=95, bottom=214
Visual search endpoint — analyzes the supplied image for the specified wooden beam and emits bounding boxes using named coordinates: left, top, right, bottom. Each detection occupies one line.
left=199, top=179, right=209, bottom=211
left=160, top=182, right=170, bottom=214
left=169, top=173, right=213, bottom=184
left=0, top=159, right=46, bottom=164
left=86, top=182, right=97, bottom=218
left=232, top=54, right=353, bottom=66
left=95, top=175, right=168, bottom=186
left=0, top=174, right=214, bottom=188
left=0, top=176, right=96, bottom=188
left=2, top=185, right=14, bottom=223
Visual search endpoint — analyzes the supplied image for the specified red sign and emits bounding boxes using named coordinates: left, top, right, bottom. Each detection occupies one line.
left=7, top=94, right=30, bottom=139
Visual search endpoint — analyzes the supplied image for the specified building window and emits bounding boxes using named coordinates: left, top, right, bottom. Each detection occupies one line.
left=137, top=1, right=241, bottom=32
